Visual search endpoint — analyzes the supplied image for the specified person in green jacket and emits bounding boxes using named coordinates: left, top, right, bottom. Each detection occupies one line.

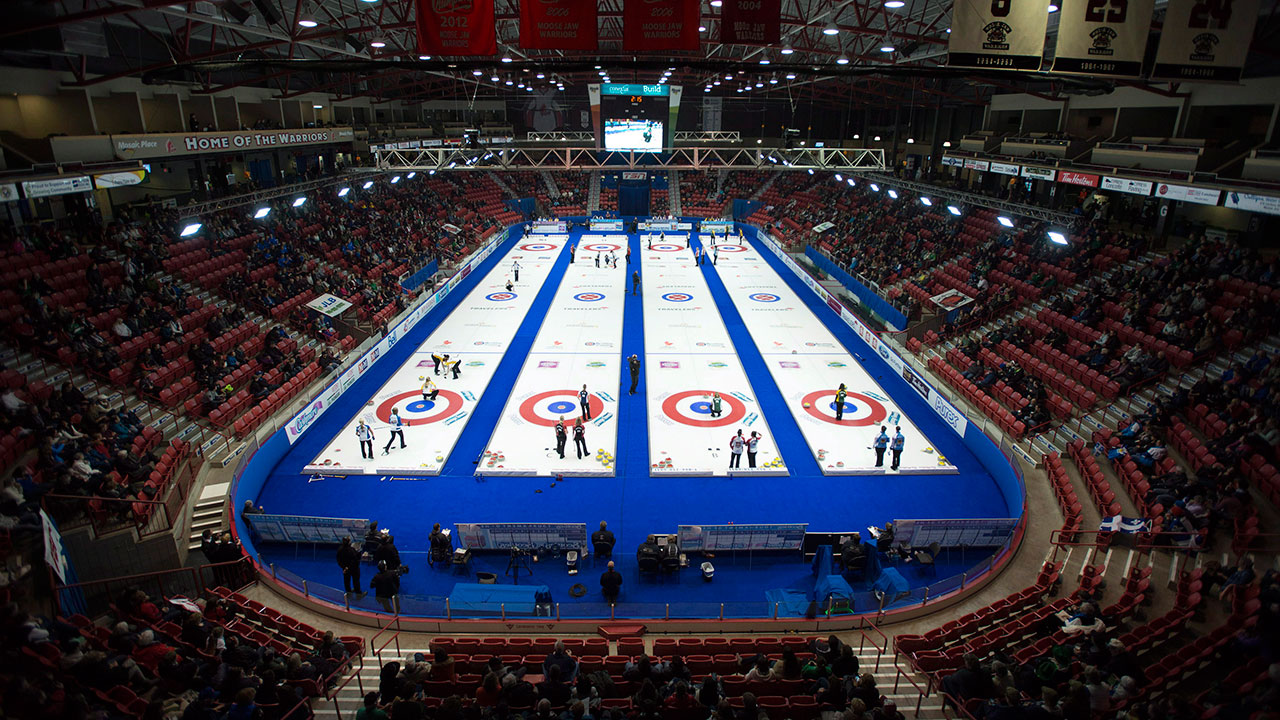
left=355, top=692, right=388, bottom=720
left=710, top=392, right=722, bottom=418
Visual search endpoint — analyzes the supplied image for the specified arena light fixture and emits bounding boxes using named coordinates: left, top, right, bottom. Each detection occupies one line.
left=942, top=140, right=952, bottom=147
left=490, top=73, right=500, bottom=82
left=390, top=175, right=401, bottom=184
left=1048, top=231, right=1068, bottom=245
left=428, top=169, right=436, bottom=175
left=906, top=138, right=915, bottom=144
left=759, top=55, right=770, bottom=65
left=472, top=69, right=483, bottom=76
left=781, top=44, right=794, bottom=55
left=920, top=196, right=932, bottom=206
left=807, top=168, right=814, bottom=175
left=699, top=24, right=707, bottom=32
left=869, top=183, right=880, bottom=192
left=879, top=43, right=895, bottom=52
left=358, top=0, right=377, bottom=3
left=292, top=197, right=307, bottom=207
left=835, top=173, right=844, bottom=181
left=297, top=15, right=318, bottom=27
left=853, top=134, right=860, bottom=139
left=997, top=216, right=1014, bottom=227
left=704, top=86, right=712, bottom=92
left=505, top=77, right=513, bottom=85
left=312, top=104, right=323, bottom=109
left=847, top=178, right=856, bottom=186
left=179, top=222, right=202, bottom=237
left=713, top=80, right=721, bottom=85
left=769, top=75, right=778, bottom=84
left=526, top=86, right=534, bottom=92
left=362, top=180, right=374, bottom=189
left=873, top=135, right=881, bottom=141
left=755, top=80, right=764, bottom=87
left=536, top=72, right=545, bottom=79
left=407, top=172, right=416, bottom=179
left=253, top=207, right=271, bottom=219
left=885, top=0, right=906, bottom=6
left=448, top=162, right=457, bottom=169
left=947, top=205, right=962, bottom=216
left=501, top=53, right=513, bottom=63
left=419, top=55, right=431, bottom=60
left=369, top=38, right=387, bottom=48
left=1047, top=3, right=1059, bottom=10
left=736, top=87, right=744, bottom=93
left=823, top=22, right=839, bottom=35
left=518, top=81, right=525, bottom=88
left=710, top=0, right=722, bottom=5
left=785, top=71, right=796, bottom=79
left=337, top=187, right=350, bottom=197
left=887, top=189, right=899, bottom=199
left=756, top=139, right=763, bottom=144
left=836, top=54, right=850, bottom=65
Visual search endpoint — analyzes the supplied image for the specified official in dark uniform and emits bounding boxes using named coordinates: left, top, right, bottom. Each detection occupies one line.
left=600, top=560, right=622, bottom=604
left=628, top=354, right=641, bottom=395
left=592, top=521, right=615, bottom=558
left=336, top=537, right=364, bottom=596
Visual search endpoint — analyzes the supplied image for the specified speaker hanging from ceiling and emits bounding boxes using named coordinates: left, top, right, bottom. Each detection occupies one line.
left=251, top=0, right=284, bottom=24
left=219, top=0, right=252, bottom=24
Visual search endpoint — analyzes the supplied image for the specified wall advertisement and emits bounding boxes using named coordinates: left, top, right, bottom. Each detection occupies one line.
left=1101, top=176, right=1153, bottom=196
left=284, top=227, right=509, bottom=444
left=1155, top=182, right=1220, bottom=205
left=1224, top=191, right=1280, bottom=216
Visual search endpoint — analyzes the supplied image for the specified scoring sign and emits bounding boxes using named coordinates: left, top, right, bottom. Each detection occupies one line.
left=948, top=0, right=1053, bottom=70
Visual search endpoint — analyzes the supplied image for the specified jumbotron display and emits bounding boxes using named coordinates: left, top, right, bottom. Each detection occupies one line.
left=600, top=83, right=669, bottom=152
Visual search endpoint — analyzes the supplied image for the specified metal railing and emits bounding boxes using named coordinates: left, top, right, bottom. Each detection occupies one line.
left=41, top=453, right=201, bottom=540
left=370, top=605, right=403, bottom=663
left=51, top=556, right=255, bottom=617
left=893, top=661, right=929, bottom=717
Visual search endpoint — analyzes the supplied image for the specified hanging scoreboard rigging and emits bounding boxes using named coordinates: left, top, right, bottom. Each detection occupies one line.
left=600, top=83, right=670, bottom=152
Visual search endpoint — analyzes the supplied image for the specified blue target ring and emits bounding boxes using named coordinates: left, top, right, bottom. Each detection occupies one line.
left=406, top=400, right=437, bottom=412
left=690, top=401, right=712, bottom=414
left=486, top=292, right=518, bottom=302
left=574, top=292, right=605, bottom=302
left=750, top=293, right=781, bottom=303
left=662, top=292, right=693, bottom=303
left=546, top=400, right=576, bottom=414
left=829, top=401, right=855, bottom=413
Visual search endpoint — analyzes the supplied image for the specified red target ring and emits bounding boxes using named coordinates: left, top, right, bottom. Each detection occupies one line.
left=661, top=390, right=746, bottom=428
left=713, top=243, right=749, bottom=253
left=648, top=243, right=685, bottom=252
left=519, top=390, right=606, bottom=427
left=376, top=389, right=464, bottom=426
left=581, top=242, right=621, bottom=252
left=800, top=390, right=887, bottom=427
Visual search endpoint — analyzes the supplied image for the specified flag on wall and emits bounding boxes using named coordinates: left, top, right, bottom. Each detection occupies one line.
left=416, top=0, right=498, bottom=56
left=520, top=0, right=599, bottom=50
left=623, top=0, right=701, bottom=51
left=720, top=0, right=782, bottom=45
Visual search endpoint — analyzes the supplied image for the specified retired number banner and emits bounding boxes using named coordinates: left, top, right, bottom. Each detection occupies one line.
left=1152, top=0, right=1261, bottom=82
left=720, top=0, right=782, bottom=45
left=1050, top=0, right=1155, bottom=76
left=948, top=0, right=1052, bottom=69
left=416, top=0, right=497, bottom=56
left=623, top=0, right=701, bottom=51
left=519, top=0, right=598, bottom=50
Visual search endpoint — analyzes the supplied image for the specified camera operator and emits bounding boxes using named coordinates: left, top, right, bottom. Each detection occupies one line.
left=428, top=523, right=452, bottom=566
left=370, top=560, right=401, bottom=613
left=374, top=534, right=401, bottom=571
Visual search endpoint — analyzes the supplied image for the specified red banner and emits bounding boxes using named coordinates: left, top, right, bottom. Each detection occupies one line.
left=519, top=0, right=598, bottom=50
left=623, top=0, right=701, bottom=52
left=720, top=0, right=781, bottom=45
left=1058, top=171, right=1100, bottom=188
left=416, top=0, right=497, bottom=56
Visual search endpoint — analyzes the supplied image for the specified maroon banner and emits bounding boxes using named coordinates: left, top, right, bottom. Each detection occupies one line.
left=519, top=0, right=598, bottom=50
left=720, top=0, right=781, bottom=45
left=623, top=0, right=701, bottom=52
left=1059, top=171, right=1100, bottom=188
left=416, top=0, right=497, bottom=56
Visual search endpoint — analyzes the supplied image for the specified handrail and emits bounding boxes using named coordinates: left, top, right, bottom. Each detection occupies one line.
left=325, top=655, right=366, bottom=720
left=856, top=617, right=890, bottom=671
left=893, top=662, right=928, bottom=717
left=52, top=556, right=254, bottom=616
left=369, top=605, right=402, bottom=664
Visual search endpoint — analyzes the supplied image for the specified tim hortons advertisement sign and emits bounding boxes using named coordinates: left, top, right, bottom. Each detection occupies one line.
left=113, top=128, right=354, bottom=160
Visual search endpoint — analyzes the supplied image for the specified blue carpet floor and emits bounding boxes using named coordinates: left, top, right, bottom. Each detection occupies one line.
left=251, top=225, right=1013, bottom=617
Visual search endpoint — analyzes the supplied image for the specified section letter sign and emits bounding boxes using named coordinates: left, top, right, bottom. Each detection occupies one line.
left=1050, top=0, right=1156, bottom=76
left=948, top=0, right=1052, bottom=70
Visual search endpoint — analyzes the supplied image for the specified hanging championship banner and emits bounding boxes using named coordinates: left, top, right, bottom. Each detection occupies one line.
left=1152, top=0, right=1261, bottom=82
left=1050, top=0, right=1155, bottom=76
left=948, top=0, right=1052, bottom=70
left=623, top=0, right=701, bottom=51
left=720, top=0, right=782, bottom=44
left=416, top=0, right=497, bottom=56
left=519, top=0, right=598, bottom=50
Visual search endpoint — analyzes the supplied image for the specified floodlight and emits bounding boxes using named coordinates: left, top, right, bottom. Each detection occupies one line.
left=291, top=197, right=306, bottom=207
left=179, top=223, right=202, bottom=237
left=362, top=181, right=374, bottom=189
left=887, top=189, right=898, bottom=199
left=337, top=187, right=351, bottom=197
left=920, top=197, right=932, bottom=206
left=947, top=205, right=962, bottom=216
left=1048, top=231, right=1068, bottom=245
left=997, top=216, right=1014, bottom=228
left=253, top=207, right=270, bottom=219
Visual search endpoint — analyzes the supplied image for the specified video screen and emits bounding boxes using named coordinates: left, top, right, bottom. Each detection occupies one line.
left=604, top=119, right=664, bottom=152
